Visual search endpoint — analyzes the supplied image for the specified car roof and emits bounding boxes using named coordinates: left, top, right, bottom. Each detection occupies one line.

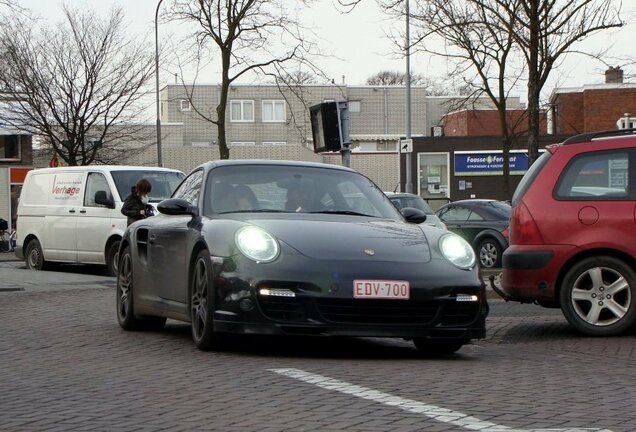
left=198, top=159, right=356, bottom=172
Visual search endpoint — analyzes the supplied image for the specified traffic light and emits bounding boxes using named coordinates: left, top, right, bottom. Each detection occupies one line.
left=310, top=101, right=345, bottom=153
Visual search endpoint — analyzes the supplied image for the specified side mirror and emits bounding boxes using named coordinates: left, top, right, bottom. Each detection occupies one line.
left=157, top=198, right=199, bottom=217
left=400, top=207, right=427, bottom=224
left=94, top=191, right=115, bottom=209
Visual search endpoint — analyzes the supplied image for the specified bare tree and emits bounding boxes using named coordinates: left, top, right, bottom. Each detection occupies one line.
left=0, top=6, right=155, bottom=166
left=495, top=0, right=623, bottom=162
left=170, top=0, right=321, bottom=160
left=408, top=0, right=527, bottom=197
left=343, top=0, right=623, bottom=166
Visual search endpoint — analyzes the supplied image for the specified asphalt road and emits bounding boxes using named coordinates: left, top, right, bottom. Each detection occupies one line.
left=1, top=261, right=635, bottom=432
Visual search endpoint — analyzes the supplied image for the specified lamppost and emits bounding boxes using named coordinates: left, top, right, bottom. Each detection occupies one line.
left=404, top=0, right=413, bottom=193
left=155, top=0, right=164, bottom=167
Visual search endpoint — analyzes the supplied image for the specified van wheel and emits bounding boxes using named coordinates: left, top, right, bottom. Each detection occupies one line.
left=559, top=256, right=636, bottom=336
left=25, top=239, right=46, bottom=270
left=106, top=240, right=121, bottom=277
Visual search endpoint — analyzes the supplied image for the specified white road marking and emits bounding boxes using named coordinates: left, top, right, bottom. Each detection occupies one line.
left=269, top=368, right=613, bottom=432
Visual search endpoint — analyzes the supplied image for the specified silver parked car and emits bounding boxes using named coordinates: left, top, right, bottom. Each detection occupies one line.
left=384, top=192, right=447, bottom=230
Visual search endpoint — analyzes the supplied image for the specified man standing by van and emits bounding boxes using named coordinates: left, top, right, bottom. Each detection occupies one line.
left=121, top=179, right=152, bottom=226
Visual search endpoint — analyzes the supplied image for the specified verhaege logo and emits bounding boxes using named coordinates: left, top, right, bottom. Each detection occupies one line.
left=51, top=175, right=82, bottom=199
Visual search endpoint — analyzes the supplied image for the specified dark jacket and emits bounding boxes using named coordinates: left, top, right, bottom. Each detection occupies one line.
left=121, top=187, right=152, bottom=226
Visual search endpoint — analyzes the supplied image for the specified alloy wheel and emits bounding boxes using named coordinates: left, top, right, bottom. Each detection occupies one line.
left=570, top=266, right=631, bottom=326
left=117, top=252, right=133, bottom=321
left=191, top=257, right=209, bottom=342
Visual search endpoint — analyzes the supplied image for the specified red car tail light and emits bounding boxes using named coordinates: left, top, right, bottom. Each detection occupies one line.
left=510, top=202, right=543, bottom=245
left=501, top=227, right=509, bottom=239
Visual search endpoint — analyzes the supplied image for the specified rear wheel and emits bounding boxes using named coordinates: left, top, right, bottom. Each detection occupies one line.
left=117, top=245, right=166, bottom=331
left=25, top=239, right=46, bottom=270
left=477, top=238, right=502, bottom=268
left=559, top=256, right=636, bottom=336
left=413, top=338, right=467, bottom=355
left=190, top=249, right=222, bottom=351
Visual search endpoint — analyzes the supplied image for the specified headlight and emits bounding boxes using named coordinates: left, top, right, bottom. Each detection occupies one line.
left=235, top=226, right=279, bottom=263
left=439, top=233, right=475, bottom=269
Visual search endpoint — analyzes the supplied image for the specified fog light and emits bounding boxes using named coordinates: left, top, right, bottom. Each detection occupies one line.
left=239, top=298, right=254, bottom=311
left=259, top=288, right=296, bottom=297
left=455, top=294, right=479, bottom=302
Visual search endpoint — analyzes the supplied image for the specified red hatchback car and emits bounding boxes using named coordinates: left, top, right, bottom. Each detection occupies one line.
left=501, top=129, right=636, bottom=336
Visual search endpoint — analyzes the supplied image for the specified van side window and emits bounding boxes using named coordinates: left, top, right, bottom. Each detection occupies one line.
left=85, top=173, right=112, bottom=207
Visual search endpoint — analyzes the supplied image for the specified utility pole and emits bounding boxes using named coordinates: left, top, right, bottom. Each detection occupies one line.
left=405, top=0, right=413, bottom=193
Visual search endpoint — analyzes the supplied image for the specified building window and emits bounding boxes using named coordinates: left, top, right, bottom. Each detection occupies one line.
left=230, top=142, right=256, bottom=147
left=0, top=135, right=20, bottom=160
left=376, top=141, right=396, bottom=151
left=192, top=141, right=211, bottom=147
left=262, top=100, right=285, bottom=122
left=230, top=100, right=254, bottom=122
left=180, top=99, right=191, bottom=111
left=348, top=101, right=361, bottom=113
left=263, top=141, right=287, bottom=146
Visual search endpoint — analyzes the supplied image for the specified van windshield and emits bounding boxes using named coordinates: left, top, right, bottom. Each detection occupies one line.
left=111, top=170, right=185, bottom=201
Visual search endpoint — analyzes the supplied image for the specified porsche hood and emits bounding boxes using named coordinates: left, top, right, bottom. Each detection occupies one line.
left=249, top=218, right=431, bottom=263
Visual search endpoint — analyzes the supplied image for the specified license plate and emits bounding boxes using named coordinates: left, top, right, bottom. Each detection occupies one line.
left=353, top=280, right=410, bottom=300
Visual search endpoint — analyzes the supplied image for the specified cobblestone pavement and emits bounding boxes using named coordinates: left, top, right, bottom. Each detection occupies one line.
left=1, top=265, right=635, bottom=432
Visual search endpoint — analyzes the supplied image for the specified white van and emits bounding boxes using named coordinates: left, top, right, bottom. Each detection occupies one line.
left=15, top=165, right=185, bottom=275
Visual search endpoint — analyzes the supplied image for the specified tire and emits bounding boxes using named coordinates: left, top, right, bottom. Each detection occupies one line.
left=559, top=256, right=636, bottom=336
left=116, top=245, right=166, bottom=331
left=477, top=238, right=502, bottom=269
left=106, top=240, right=121, bottom=277
left=413, top=338, right=467, bottom=355
left=25, top=239, right=46, bottom=270
left=189, top=249, right=221, bottom=351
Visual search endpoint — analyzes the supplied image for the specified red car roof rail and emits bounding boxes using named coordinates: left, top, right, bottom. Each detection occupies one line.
left=562, top=128, right=636, bottom=145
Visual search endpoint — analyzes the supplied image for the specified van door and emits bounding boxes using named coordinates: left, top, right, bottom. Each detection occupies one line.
left=45, top=171, right=85, bottom=261
left=76, top=172, right=118, bottom=264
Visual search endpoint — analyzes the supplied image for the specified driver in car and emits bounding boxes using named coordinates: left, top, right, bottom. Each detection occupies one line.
left=285, top=178, right=317, bottom=212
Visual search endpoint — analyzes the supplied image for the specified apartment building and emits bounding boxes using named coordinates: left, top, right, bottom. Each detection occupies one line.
left=151, top=83, right=516, bottom=190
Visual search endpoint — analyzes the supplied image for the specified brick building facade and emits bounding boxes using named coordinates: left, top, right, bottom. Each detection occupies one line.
left=441, top=109, right=547, bottom=136
left=550, top=67, right=636, bottom=134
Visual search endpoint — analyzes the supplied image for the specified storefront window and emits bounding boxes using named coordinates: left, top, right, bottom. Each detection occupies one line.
left=417, top=152, right=450, bottom=211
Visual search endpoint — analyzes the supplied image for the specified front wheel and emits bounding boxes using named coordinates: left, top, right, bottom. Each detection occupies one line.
left=477, top=238, right=502, bottom=268
left=190, top=249, right=222, bottom=351
left=25, top=239, right=46, bottom=270
left=559, top=256, right=636, bottom=336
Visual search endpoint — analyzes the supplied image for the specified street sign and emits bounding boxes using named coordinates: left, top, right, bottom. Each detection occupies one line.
left=400, top=139, right=413, bottom=153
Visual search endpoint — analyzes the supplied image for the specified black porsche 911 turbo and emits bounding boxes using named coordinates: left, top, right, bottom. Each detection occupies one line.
left=116, top=160, right=488, bottom=354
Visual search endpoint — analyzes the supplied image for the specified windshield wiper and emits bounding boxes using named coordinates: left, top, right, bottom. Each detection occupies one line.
left=308, top=210, right=379, bottom=217
left=218, top=209, right=290, bottom=214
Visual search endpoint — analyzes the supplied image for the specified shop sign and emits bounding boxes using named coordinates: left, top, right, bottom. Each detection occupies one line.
left=454, top=151, right=529, bottom=176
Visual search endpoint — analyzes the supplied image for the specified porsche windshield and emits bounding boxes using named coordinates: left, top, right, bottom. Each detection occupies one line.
left=204, top=165, right=401, bottom=219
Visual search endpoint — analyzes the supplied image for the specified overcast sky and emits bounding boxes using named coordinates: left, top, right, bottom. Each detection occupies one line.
left=15, top=0, right=636, bottom=98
